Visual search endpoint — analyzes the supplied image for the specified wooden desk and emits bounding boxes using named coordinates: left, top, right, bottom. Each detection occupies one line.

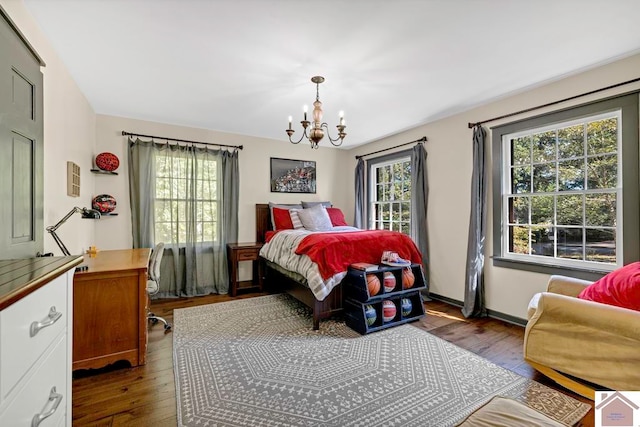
left=72, top=248, right=150, bottom=371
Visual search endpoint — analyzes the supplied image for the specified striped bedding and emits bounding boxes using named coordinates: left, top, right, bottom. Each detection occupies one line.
left=259, top=227, right=360, bottom=301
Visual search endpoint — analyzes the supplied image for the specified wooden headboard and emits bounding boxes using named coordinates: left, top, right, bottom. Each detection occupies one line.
left=256, top=204, right=272, bottom=243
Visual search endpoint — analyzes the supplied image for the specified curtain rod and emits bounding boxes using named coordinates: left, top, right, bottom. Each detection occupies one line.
left=355, top=136, right=427, bottom=159
left=122, top=131, right=243, bottom=150
left=468, top=76, right=640, bottom=129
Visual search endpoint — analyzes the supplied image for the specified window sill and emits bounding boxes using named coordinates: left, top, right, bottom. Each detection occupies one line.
left=491, top=256, right=608, bottom=282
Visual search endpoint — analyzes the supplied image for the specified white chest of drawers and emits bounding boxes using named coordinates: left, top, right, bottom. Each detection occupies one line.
left=0, top=256, right=81, bottom=427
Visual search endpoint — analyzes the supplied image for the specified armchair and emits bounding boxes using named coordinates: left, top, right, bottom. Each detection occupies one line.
left=524, top=275, right=640, bottom=400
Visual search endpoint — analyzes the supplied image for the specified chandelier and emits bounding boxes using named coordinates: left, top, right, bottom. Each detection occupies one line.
left=286, top=76, right=347, bottom=149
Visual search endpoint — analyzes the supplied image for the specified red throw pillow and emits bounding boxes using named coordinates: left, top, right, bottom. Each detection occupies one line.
left=326, top=207, right=348, bottom=226
left=272, top=207, right=294, bottom=230
left=578, top=262, right=640, bottom=311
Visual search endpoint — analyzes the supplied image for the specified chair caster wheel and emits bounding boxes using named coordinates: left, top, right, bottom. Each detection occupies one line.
left=164, top=324, right=172, bottom=331
left=150, top=318, right=159, bottom=324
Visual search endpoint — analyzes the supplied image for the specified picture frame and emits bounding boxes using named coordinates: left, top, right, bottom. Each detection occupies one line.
left=270, top=157, right=316, bottom=193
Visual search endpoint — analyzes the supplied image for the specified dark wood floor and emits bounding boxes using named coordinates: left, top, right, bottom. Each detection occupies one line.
left=72, top=293, right=595, bottom=426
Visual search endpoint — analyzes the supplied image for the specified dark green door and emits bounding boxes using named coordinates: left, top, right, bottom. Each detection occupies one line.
left=0, top=9, right=44, bottom=258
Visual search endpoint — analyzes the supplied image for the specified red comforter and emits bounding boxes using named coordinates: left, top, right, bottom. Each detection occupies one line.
left=294, top=230, right=422, bottom=280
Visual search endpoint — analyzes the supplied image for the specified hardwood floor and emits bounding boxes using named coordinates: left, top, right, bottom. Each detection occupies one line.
left=72, top=294, right=594, bottom=426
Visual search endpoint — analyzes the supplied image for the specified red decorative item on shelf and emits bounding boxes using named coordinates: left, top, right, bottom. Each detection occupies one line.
left=95, top=152, right=120, bottom=172
left=92, top=194, right=116, bottom=213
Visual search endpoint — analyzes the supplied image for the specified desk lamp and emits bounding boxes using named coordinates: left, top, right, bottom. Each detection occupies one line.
left=46, top=207, right=101, bottom=270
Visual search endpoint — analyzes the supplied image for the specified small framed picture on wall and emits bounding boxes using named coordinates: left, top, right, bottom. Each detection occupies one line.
left=270, top=157, right=316, bottom=193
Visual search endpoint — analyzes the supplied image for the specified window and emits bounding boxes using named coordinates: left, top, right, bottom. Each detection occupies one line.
left=154, top=152, right=219, bottom=245
left=492, top=93, right=639, bottom=278
left=368, top=151, right=411, bottom=234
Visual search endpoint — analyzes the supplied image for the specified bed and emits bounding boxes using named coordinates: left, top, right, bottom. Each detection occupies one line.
left=255, top=203, right=423, bottom=330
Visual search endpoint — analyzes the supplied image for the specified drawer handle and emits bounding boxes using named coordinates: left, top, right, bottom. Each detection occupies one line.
left=30, top=306, right=63, bottom=337
left=31, top=386, right=63, bottom=427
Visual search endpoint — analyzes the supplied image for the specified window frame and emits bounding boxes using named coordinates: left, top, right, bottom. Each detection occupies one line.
left=153, top=152, right=221, bottom=246
left=491, top=92, right=639, bottom=281
left=366, top=149, right=412, bottom=234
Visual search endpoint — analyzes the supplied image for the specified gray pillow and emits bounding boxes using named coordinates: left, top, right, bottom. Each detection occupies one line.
left=268, top=202, right=302, bottom=230
left=301, top=201, right=332, bottom=208
left=297, top=204, right=333, bottom=231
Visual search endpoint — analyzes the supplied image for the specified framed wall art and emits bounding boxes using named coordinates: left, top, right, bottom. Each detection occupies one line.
left=270, top=157, right=316, bottom=193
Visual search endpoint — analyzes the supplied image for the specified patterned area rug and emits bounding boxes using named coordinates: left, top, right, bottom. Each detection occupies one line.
left=173, top=294, right=589, bottom=427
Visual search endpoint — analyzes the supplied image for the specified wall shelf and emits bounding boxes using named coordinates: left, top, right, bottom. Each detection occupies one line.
left=91, top=169, right=118, bottom=175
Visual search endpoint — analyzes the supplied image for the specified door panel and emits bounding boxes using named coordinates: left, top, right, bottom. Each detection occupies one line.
left=0, top=12, right=43, bottom=258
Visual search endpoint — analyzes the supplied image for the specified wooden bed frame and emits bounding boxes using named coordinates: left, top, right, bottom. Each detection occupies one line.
left=256, top=203, right=343, bottom=330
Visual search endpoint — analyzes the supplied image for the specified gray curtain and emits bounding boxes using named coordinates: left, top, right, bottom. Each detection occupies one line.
left=462, top=126, right=488, bottom=318
left=354, top=158, right=366, bottom=228
left=410, top=143, right=430, bottom=299
left=128, top=137, right=239, bottom=297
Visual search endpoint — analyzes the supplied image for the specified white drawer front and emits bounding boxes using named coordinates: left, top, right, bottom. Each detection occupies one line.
left=0, top=273, right=68, bottom=399
left=0, top=335, right=67, bottom=427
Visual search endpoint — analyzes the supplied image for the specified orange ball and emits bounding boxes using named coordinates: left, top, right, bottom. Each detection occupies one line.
left=367, top=273, right=380, bottom=296
left=402, top=268, right=415, bottom=289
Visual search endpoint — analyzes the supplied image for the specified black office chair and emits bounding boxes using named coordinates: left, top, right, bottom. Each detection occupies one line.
left=147, top=242, right=171, bottom=331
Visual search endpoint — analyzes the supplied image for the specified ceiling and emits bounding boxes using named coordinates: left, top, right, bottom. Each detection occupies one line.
left=23, top=0, right=640, bottom=148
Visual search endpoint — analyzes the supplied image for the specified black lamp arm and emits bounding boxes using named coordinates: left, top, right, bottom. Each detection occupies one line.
left=46, top=207, right=101, bottom=256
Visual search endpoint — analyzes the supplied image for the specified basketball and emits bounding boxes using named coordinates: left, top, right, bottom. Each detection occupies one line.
left=383, top=271, right=396, bottom=293
left=402, top=267, right=415, bottom=289
left=382, top=300, right=396, bottom=322
left=364, top=304, right=377, bottom=326
left=367, top=274, right=380, bottom=296
left=401, top=298, right=413, bottom=317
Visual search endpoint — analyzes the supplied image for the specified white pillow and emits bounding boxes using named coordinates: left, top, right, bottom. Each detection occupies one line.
left=297, top=204, right=333, bottom=231
left=289, top=209, right=304, bottom=229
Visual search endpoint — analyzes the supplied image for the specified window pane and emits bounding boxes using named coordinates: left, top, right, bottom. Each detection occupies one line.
left=558, top=124, right=584, bottom=159
left=508, top=196, right=528, bottom=224
left=587, top=118, right=617, bottom=155
left=532, top=164, right=555, bottom=193
left=587, top=154, right=617, bottom=189
left=509, top=226, right=529, bottom=254
left=586, top=193, right=616, bottom=227
left=402, top=181, right=411, bottom=200
left=391, top=202, right=400, bottom=221
left=531, top=196, right=553, bottom=225
left=557, top=228, right=583, bottom=260
left=531, top=226, right=553, bottom=257
left=585, top=228, right=616, bottom=263
left=393, top=163, right=403, bottom=182
left=380, top=184, right=390, bottom=201
left=155, top=222, right=173, bottom=245
left=401, top=202, right=410, bottom=222
left=558, top=159, right=584, bottom=191
left=511, top=136, right=530, bottom=165
left=202, top=222, right=215, bottom=242
left=401, top=222, right=409, bottom=235
left=556, top=195, right=583, bottom=226
left=511, top=166, right=531, bottom=193
left=532, top=130, right=556, bottom=163
left=381, top=204, right=390, bottom=221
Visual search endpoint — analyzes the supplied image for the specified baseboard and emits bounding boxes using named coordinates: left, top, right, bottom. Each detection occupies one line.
left=428, top=293, right=527, bottom=327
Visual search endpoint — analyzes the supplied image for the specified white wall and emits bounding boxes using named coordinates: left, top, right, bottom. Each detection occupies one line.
left=347, top=53, right=640, bottom=320
left=7, top=0, right=638, bottom=314
left=94, top=115, right=351, bottom=250
left=2, top=0, right=97, bottom=256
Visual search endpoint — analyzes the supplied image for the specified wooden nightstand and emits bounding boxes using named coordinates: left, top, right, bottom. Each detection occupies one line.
left=227, top=242, right=264, bottom=297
